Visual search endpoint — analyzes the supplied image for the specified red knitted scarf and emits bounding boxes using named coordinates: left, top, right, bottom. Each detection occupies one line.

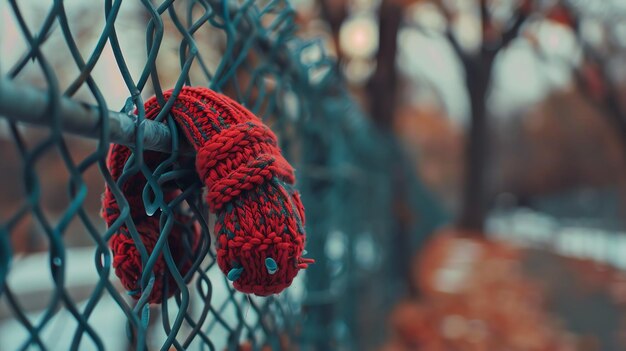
left=102, top=87, right=312, bottom=303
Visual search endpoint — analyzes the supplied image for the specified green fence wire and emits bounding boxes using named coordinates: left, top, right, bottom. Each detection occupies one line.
left=0, top=0, right=446, bottom=350
left=297, top=83, right=447, bottom=350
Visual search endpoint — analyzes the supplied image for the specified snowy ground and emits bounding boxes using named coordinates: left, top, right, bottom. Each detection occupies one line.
left=0, top=247, right=305, bottom=350
left=488, top=207, right=626, bottom=269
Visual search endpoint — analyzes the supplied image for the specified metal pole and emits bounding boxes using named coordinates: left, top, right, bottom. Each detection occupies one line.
left=0, top=78, right=192, bottom=154
left=0, top=2, right=279, bottom=156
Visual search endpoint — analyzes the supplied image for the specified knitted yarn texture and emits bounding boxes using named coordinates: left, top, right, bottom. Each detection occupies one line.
left=102, top=87, right=312, bottom=302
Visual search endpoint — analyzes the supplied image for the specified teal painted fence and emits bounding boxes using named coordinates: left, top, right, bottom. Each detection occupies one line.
left=0, top=0, right=446, bottom=350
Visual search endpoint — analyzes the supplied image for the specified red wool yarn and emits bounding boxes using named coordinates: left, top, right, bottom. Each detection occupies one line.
left=102, top=86, right=312, bottom=302
left=102, top=143, right=200, bottom=303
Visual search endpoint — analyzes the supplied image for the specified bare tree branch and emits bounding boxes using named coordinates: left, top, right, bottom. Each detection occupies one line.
left=500, top=9, right=528, bottom=49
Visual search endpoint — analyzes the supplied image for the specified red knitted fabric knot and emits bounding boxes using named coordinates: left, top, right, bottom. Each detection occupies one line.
left=103, top=86, right=312, bottom=299
left=102, top=144, right=200, bottom=304
left=110, top=222, right=195, bottom=303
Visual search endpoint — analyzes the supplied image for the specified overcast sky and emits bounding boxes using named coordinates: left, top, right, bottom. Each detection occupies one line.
left=398, top=10, right=580, bottom=127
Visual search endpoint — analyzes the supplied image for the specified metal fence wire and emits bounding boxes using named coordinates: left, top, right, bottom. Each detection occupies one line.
left=0, top=0, right=446, bottom=350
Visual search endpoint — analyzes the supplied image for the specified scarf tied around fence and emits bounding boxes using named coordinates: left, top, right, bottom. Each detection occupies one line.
left=101, top=87, right=312, bottom=303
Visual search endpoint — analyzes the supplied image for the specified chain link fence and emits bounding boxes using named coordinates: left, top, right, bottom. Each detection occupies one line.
left=0, top=0, right=446, bottom=350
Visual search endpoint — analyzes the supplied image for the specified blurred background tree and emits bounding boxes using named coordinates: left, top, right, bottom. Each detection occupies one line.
left=293, top=0, right=626, bottom=231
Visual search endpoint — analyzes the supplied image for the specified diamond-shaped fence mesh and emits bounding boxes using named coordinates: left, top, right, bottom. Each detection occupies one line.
left=0, top=0, right=446, bottom=350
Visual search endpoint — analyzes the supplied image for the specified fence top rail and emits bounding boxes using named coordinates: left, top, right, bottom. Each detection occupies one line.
left=0, top=78, right=194, bottom=154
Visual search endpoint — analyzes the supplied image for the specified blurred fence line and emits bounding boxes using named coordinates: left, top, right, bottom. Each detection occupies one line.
left=0, top=0, right=446, bottom=350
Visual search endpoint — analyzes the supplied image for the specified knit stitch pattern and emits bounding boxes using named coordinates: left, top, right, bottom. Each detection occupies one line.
left=102, top=87, right=311, bottom=301
left=102, top=145, right=199, bottom=303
